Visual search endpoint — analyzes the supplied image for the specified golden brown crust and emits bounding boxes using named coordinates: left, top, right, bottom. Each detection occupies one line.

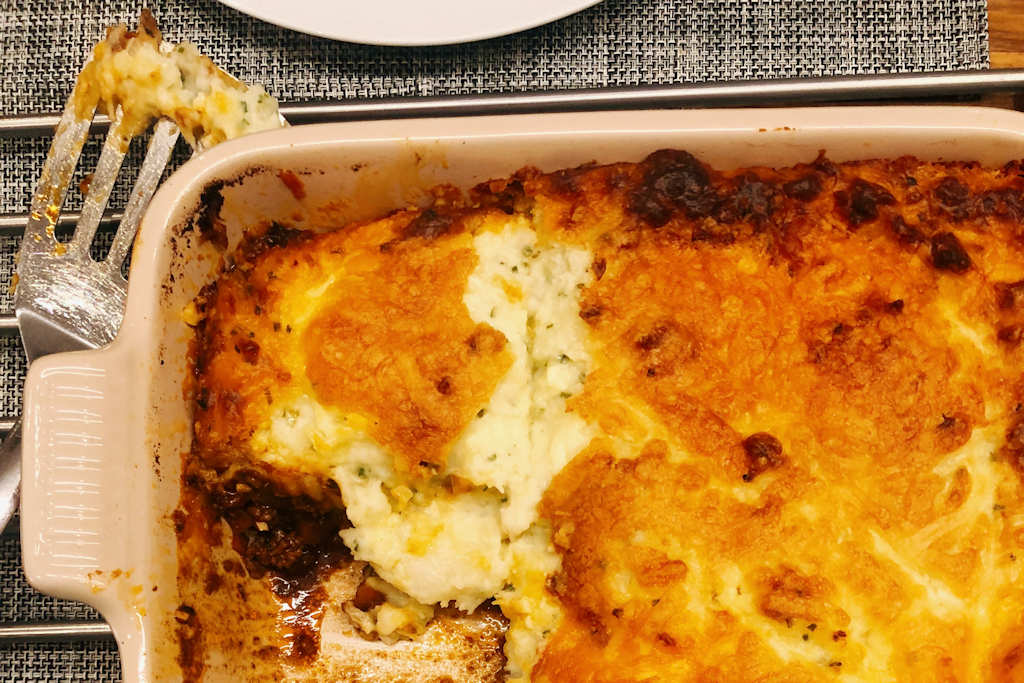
left=531, top=151, right=1024, bottom=681
left=303, top=231, right=511, bottom=472
left=192, top=210, right=512, bottom=475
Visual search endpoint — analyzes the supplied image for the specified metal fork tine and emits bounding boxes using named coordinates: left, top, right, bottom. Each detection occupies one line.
left=21, top=95, right=95, bottom=257
left=71, top=109, right=129, bottom=258
left=105, top=118, right=180, bottom=272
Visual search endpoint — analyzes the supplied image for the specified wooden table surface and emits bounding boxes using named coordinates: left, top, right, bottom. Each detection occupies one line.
left=991, top=0, right=1024, bottom=68
left=982, top=0, right=1023, bottom=110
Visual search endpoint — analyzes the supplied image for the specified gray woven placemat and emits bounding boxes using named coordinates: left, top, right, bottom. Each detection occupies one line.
left=0, top=0, right=989, bottom=680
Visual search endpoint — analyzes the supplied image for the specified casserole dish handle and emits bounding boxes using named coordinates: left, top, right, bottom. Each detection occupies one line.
left=20, top=344, right=140, bottom=606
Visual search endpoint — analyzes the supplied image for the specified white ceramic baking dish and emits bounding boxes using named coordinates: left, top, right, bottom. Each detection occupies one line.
left=19, top=106, right=1024, bottom=680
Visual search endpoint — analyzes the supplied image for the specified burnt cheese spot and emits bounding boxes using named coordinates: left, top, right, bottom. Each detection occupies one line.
left=548, top=168, right=586, bottom=197
left=889, top=216, right=925, bottom=247
left=632, top=322, right=700, bottom=378
left=655, top=632, right=679, bottom=650
left=997, top=643, right=1024, bottom=680
left=976, top=187, right=1024, bottom=220
left=862, top=294, right=906, bottom=317
left=998, top=326, right=1022, bottom=348
left=715, top=174, right=776, bottom=223
left=933, top=176, right=971, bottom=220
left=402, top=209, right=459, bottom=241
left=741, top=432, right=785, bottom=481
left=782, top=173, right=823, bottom=201
left=691, top=224, right=737, bottom=245
left=235, top=339, right=260, bottom=364
left=628, top=149, right=718, bottom=226
left=636, top=326, right=669, bottom=351
left=471, top=176, right=526, bottom=213
left=627, top=189, right=672, bottom=228
left=835, top=179, right=896, bottom=228
left=930, top=232, right=971, bottom=273
left=648, top=151, right=714, bottom=214
left=995, top=280, right=1024, bottom=310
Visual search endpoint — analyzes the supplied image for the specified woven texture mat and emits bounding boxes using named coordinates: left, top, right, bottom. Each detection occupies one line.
left=0, top=0, right=989, bottom=679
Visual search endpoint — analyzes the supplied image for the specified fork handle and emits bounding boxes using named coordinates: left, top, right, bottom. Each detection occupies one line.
left=0, top=418, right=20, bottom=534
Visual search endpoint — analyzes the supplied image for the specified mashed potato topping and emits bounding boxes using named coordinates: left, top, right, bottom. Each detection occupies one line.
left=451, top=223, right=595, bottom=536
left=75, top=10, right=281, bottom=148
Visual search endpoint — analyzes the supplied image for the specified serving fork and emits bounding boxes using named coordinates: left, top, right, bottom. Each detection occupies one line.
left=0, top=90, right=182, bottom=532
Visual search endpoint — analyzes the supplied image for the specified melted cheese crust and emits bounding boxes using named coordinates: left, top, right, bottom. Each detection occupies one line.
left=526, top=153, right=1024, bottom=682
left=190, top=151, right=1024, bottom=681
